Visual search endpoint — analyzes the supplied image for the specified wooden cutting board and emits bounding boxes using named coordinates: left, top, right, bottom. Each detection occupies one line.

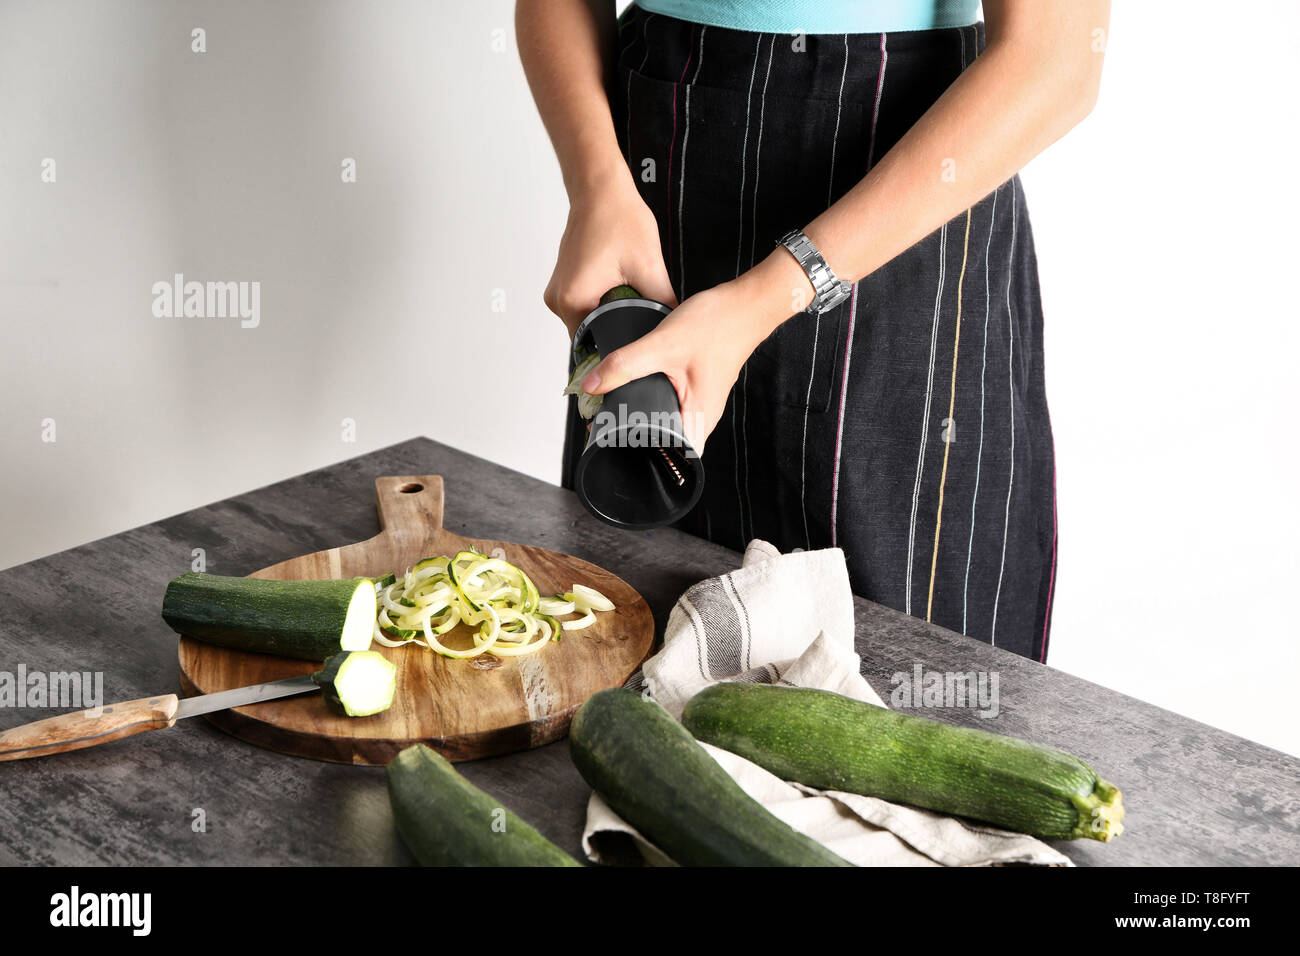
left=176, top=475, right=655, bottom=765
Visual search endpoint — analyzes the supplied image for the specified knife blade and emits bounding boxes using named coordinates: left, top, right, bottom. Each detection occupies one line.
left=174, top=674, right=318, bottom=719
left=0, top=674, right=319, bottom=762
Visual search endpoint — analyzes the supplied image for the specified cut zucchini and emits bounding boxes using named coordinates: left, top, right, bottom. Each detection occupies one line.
left=162, top=572, right=375, bottom=661
left=564, top=353, right=604, bottom=421
left=313, top=651, right=397, bottom=717
left=571, top=584, right=614, bottom=612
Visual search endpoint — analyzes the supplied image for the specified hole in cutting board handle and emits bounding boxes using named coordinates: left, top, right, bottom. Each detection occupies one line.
left=398, top=482, right=424, bottom=494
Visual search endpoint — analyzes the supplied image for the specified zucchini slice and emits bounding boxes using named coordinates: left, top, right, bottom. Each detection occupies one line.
left=313, top=651, right=397, bottom=717
left=162, top=572, right=376, bottom=662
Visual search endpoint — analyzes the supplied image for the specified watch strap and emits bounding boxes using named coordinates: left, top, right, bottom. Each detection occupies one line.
left=777, top=229, right=853, bottom=315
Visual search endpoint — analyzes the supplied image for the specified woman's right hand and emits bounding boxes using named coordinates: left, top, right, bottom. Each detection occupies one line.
left=543, top=175, right=678, bottom=340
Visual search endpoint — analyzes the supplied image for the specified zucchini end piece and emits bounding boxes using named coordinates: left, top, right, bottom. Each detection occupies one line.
left=1069, top=778, right=1126, bottom=842
left=313, top=650, right=397, bottom=717
left=599, top=284, right=642, bottom=304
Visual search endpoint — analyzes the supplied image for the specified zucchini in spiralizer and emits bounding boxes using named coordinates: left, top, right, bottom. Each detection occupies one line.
left=568, top=688, right=853, bottom=867
left=563, top=285, right=644, bottom=420
left=386, top=744, right=581, bottom=867
left=162, top=572, right=376, bottom=661
left=313, top=651, right=396, bottom=717
left=682, top=683, right=1126, bottom=842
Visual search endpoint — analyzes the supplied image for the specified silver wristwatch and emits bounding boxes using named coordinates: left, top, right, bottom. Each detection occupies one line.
left=777, top=229, right=852, bottom=315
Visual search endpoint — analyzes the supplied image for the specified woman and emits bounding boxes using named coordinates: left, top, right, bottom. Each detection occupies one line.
left=517, top=0, right=1108, bottom=663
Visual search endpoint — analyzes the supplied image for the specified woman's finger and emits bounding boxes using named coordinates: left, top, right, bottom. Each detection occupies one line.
left=554, top=279, right=607, bottom=332
left=581, top=331, right=674, bottom=396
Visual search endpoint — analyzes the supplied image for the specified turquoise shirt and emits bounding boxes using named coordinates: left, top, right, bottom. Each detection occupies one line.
left=633, top=0, right=980, bottom=34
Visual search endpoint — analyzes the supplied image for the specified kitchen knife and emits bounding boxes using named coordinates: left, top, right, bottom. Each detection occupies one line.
left=0, top=674, right=319, bottom=762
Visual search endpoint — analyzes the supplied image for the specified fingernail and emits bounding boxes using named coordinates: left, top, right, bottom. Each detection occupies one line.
left=581, top=370, right=601, bottom=392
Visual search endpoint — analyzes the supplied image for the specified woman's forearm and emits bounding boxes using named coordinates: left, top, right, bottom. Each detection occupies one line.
left=575, top=1, right=1109, bottom=451
left=516, top=0, right=629, bottom=200
left=733, top=0, right=1111, bottom=336
left=519, top=0, right=680, bottom=328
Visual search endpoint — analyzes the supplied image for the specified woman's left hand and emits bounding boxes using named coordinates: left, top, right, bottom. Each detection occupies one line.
left=579, top=253, right=811, bottom=453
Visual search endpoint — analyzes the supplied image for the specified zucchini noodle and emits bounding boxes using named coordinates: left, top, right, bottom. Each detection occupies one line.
left=371, top=549, right=615, bottom=660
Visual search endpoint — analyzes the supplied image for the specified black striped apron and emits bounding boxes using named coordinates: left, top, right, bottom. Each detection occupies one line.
left=561, top=6, right=1058, bottom=663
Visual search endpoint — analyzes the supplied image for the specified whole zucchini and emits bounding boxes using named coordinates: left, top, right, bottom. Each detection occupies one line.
left=386, top=744, right=581, bottom=867
left=162, top=572, right=376, bottom=661
left=682, top=683, right=1125, bottom=842
left=568, top=688, right=853, bottom=866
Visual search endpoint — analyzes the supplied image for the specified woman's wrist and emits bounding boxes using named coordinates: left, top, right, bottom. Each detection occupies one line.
left=722, top=247, right=819, bottom=348
left=565, top=150, right=636, bottom=206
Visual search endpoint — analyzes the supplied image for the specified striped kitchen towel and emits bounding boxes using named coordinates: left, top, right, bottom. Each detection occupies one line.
left=625, top=539, right=868, bottom=715
left=584, top=540, right=1072, bottom=867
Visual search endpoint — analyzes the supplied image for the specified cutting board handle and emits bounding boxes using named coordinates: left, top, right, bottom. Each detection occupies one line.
left=375, top=476, right=446, bottom=543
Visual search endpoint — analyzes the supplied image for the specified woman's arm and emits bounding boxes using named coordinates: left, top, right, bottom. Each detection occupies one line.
left=582, top=0, right=1111, bottom=450
left=797, top=0, right=1109, bottom=305
left=516, top=0, right=678, bottom=337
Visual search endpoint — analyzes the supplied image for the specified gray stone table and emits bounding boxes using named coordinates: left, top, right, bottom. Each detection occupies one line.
left=0, top=437, right=1295, bottom=866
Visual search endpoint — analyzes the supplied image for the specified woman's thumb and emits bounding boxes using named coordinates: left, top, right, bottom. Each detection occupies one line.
left=634, top=270, right=679, bottom=309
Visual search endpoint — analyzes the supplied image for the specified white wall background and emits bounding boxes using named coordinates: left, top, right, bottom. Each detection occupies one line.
left=2, top=1, right=1296, bottom=755
left=1020, top=0, right=1300, bottom=758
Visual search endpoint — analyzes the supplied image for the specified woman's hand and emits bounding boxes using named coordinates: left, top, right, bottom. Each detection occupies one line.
left=543, top=175, right=678, bottom=340
left=579, top=250, right=812, bottom=453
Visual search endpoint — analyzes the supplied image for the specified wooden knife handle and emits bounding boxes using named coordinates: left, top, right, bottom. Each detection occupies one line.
left=0, top=694, right=179, bottom=762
